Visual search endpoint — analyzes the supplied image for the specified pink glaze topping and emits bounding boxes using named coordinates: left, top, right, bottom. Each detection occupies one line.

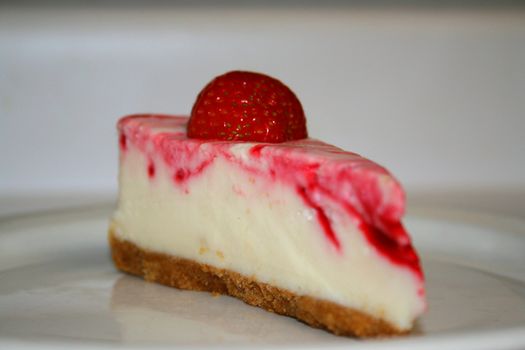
left=118, top=114, right=423, bottom=280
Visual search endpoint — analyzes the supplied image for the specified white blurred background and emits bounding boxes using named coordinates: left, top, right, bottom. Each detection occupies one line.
left=0, top=2, right=524, bottom=218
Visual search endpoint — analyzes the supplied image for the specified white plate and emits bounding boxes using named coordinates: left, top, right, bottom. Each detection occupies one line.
left=1, top=205, right=525, bottom=350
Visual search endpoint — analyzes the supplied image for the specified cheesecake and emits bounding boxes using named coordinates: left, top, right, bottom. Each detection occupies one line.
left=109, top=71, right=426, bottom=338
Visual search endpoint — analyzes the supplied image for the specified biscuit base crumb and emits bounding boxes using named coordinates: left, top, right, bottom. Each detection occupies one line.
left=108, top=229, right=407, bottom=338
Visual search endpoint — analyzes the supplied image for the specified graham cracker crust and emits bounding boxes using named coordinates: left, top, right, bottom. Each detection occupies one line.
left=108, top=229, right=406, bottom=338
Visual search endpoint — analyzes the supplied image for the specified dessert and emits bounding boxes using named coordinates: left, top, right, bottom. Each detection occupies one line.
left=109, top=71, right=426, bottom=338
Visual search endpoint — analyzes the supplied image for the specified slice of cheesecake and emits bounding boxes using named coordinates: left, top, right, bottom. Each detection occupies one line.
left=109, top=71, right=426, bottom=338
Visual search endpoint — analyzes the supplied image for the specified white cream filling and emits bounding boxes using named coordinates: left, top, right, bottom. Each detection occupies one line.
left=111, top=144, right=425, bottom=330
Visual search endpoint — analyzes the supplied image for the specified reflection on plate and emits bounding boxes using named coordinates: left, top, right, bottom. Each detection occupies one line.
left=0, top=206, right=524, bottom=349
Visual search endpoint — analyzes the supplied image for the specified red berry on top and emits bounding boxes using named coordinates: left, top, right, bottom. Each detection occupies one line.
left=187, top=71, right=308, bottom=143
